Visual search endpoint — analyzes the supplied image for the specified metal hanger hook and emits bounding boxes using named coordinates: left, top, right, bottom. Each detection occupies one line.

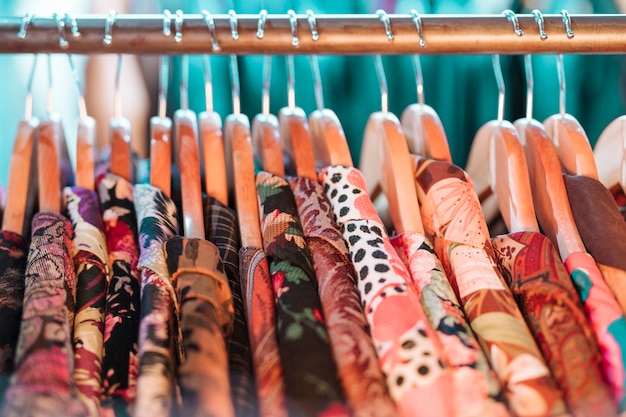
left=288, top=10, right=299, bottom=47
left=163, top=9, right=172, bottom=36
left=531, top=9, right=548, bottom=40
left=561, top=9, right=574, bottom=39
left=229, top=10, right=239, bottom=40
left=159, top=55, right=170, bottom=117
left=64, top=13, right=80, bottom=38
left=374, top=55, right=389, bottom=114
left=410, top=9, right=426, bottom=105
left=24, top=54, right=38, bottom=120
left=262, top=55, right=272, bottom=115
left=492, top=54, right=505, bottom=123
left=17, top=11, right=34, bottom=39
left=257, top=9, right=268, bottom=39
left=410, top=9, right=426, bottom=47
left=202, top=10, right=221, bottom=52
left=376, top=9, right=394, bottom=42
left=103, top=9, right=117, bottom=45
left=174, top=10, right=183, bottom=43
left=228, top=10, right=240, bottom=114
left=306, top=10, right=319, bottom=41
left=307, top=10, right=323, bottom=110
left=502, top=9, right=523, bottom=36
left=524, top=54, right=533, bottom=119
left=53, top=12, right=69, bottom=49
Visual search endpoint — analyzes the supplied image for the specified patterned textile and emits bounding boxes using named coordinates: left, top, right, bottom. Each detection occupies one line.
left=492, top=232, right=617, bottom=417
left=238, top=246, right=287, bottom=417
left=2, top=212, right=87, bottom=417
left=390, top=232, right=508, bottom=417
left=133, top=184, right=180, bottom=417
left=256, top=172, right=348, bottom=417
left=289, top=176, right=398, bottom=417
left=98, top=173, right=141, bottom=412
left=64, top=187, right=109, bottom=417
left=205, top=197, right=259, bottom=417
left=608, top=184, right=626, bottom=221
left=412, top=157, right=566, bottom=417
left=563, top=252, right=626, bottom=411
left=320, top=165, right=454, bottom=417
left=164, top=237, right=235, bottom=417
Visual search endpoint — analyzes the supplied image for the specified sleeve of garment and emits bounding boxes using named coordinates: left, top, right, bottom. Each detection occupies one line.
left=289, top=176, right=398, bottom=417
left=164, top=237, right=235, bottom=417
left=2, top=212, right=87, bottom=417
left=320, top=165, right=455, bottom=417
left=133, top=183, right=180, bottom=417
left=64, top=186, right=109, bottom=417
left=412, top=158, right=567, bottom=417
left=97, top=173, right=141, bottom=410
left=256, top=171, right=349, bottom=417
left=492, top=231, right=617, bottom=417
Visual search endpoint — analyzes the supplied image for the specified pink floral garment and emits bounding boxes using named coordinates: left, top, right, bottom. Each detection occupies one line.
left=412, top=157, right=567, bottom=417
left=390, top=232, right=509, bottom=417
left=290, top=176, right=399, bottom=417
left=320, top=165, right=454, bottom=417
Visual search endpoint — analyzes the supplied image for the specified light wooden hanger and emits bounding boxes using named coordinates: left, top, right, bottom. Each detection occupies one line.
left=595, top=116, right=626, bottom=197
left=306, top=10, right=354, bottom=169
left=150, top=54, right=172, bottom=198
left=174, top=26, right=204, bottom=239
left=359, top=11, right=424, bottom=235
left=278, top=10, right=317, bottom=181
left=543, top=11, right=598, bottom=179
left=400, top=10, right=451, bottom=163
left=3, top=54, right=39, bottom=236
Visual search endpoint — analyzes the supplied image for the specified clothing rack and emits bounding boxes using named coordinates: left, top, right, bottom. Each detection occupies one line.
left=2, top=13, right=626, bottom=55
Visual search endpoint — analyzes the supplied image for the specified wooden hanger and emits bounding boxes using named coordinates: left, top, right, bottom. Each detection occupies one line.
left=359, top=55, right=424, bottom=235
left=2, top=55, right=39, bottom=235
left=594, top=115, right=626, bottom=196
left=109, top=54, right=132, bottom=182
left=149, top=56, right=172, bottom=198
left=174, top=55, right=204, bottom=239
left=199, top=55, right=228, bottom=206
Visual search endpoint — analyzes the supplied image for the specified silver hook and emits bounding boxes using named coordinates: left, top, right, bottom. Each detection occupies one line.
left=288, top=10, right=299, bottom=47
left=562, top=9, right=574, bottom=39
left=410, top=9, right=426, bottom=106
left=502, top=9, right=523, bottom=36
left=201, top=56, right=213, bottom=113
left=163, top=9, right=172, bottom=36
left=307, top=10, right=319, bottom=41
left=24, top=54, right=38, bottom=120
left=376, top=9, right=394, bottom=42
left=229, top=10, right=239, bottom=40
left=374, top=56, right=388, bottom=114
left=114, top=54, right=123, bottom=118
left=257, top=9, right=268, bottom=39
left=287, top=55, right=296, bottom=109
left=47, top=54, right=54, bottom=115
left=262, top=55, right=272, bottom=115
left=524, top=54, right=533, bottom=120
left=103, top=10, right=117, bottom=45
left=492, top=55, right=505, bottom=123
left=174, top=10, right=183, bottom=43
left=180, top=55, right=189, bottom=110
left=17, top=11, right=34, bottom=39
left=53, top=13, right=69, bottom=49
left=557, top=54, right=566, bottom=117
left=68, top=54, right=87, bottom=119
left=531, top=9, right=547, bottom=40
left=159, top=56, right=169, bottom=118
left=64, top=13, right=81, bottom=38
left=201, top=10, right=220, bottom=52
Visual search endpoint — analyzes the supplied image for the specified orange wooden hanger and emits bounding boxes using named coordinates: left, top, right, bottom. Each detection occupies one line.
left=3, top=55, right=39, bottom=236
left=149, top=55, right=172, bottom=198
left=109, top=53, right=132, bottom=182
left=251, top=55, right=285, bottom=177
left=174, top=52, right=204, bottom=239
left=400, top=10, right=452, bottom=163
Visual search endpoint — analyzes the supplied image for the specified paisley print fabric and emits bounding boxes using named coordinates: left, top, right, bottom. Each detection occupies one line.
left=492, top=231, right=617, bottom=417
left=411, top=157, right=566, bottom=417
left=164, top=237, right=235, bottom=417
left=289, top=176, right=398, bottom=417
left=238, top=246, right=288, bottom=417
left=98, top=173, right=141, bottom=412
left=256, top=172, right=348, bottom=417
left=2, top=212, right=87, bottom=417
left=390, top=232, right=508, bottom=417
left=133, top=184, right=180, bottom=417
left=64, top=186, right=109, bottom=417
left=320, top=165, right=454, bottom=417
left=205, top=197, right=259, bottom=417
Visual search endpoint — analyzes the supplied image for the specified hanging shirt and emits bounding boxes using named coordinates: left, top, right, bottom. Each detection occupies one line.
left=133, top=184, right=180, bottom=417
left=64, top=186, right=109, bottom=417
left=2, top=212, right=87, bottom=417
left=164, top=237, right=235, bottom=417
left=98, top=173, right=141, bottom=413
left=256, top=171, right=348, bottom=417
left=204, top=196, right=259, bottom=417
left=390, top=232, right=509, bottom=417
left=492, top=231, right=617, bottom=417
left=289, top=176, right=399, bottom=417
left=412, top=157, right=567, bottom=417
left=320, top=165, right=454, bottom=417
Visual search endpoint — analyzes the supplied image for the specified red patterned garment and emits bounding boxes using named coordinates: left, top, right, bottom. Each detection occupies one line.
left=492, top=231, right=617, bottom=417
left=290, top=176, right=398, bottom=417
